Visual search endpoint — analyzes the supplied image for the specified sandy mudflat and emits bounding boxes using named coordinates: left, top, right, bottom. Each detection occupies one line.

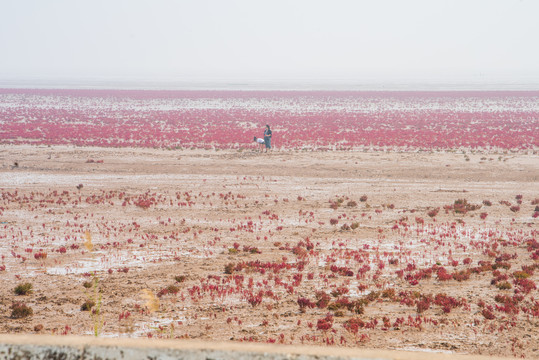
left=0, top=145, right=538, bottom=358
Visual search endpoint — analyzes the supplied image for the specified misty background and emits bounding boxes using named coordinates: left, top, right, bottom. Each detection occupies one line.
left=1, top=0, right=538, bottom=89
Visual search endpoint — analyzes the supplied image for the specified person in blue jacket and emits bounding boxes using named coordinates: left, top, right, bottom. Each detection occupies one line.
left=263, top=124, right=272, bottom=152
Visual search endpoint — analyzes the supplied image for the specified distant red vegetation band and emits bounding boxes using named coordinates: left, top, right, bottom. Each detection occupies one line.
left=0, top=89, right=537, bottom=150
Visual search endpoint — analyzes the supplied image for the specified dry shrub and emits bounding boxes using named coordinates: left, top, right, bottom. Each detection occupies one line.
left=11, top=302, right=33, bottom=318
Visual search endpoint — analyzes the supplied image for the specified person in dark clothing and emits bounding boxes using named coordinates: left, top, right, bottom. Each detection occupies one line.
left=263, top=125, right=272, bottom=152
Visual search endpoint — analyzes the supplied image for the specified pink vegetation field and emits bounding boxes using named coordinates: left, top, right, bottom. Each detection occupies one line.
left=0, top=89, right=538, bottom=150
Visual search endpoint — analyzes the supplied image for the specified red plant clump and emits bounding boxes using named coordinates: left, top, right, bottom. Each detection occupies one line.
left=482, top=309, right=496, bottom=320
left=242, top=245, right=261, bottom=254
left=433, top=293, right=464, bottom=313
left=447, top=199, right=481, bottom=214
left=157, top=285, right=180, bottom=298
left=510, top=205, right=520, bottom=213
left=437, top=267, right=453, bottom=281
left=330, top=286, right=350, bottom=297
left=494, top=294, right=521, bottom=315
left=427, top=208, right=439, bottom=218
left=329, top=265, right=354, bottom=277
left=118, top=311, right=131, bottom=321
left=133, top=193, right=159, bottom=209
left=343, top=317, right=365, bottom=333
left=297, top=297, right=316, bottom=312
left=416, top=297, right=431, bottom=313
left=34, top=251, right=47, bottom=260
left=513, top=278, right=537, bottom=294
left=247, top=291, right=264, bottom=307
left=315, top=292, right=331, bottom=309
left=452, top=269, right=471, bottom=282
left=316, top=314, right=334, bottom=331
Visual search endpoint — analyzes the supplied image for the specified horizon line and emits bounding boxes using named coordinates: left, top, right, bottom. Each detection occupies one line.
left=1, top=77, right=539, bottom=92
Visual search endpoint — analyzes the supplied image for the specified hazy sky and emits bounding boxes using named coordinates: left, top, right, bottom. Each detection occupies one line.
left=1, top=0, right=538, bottom=84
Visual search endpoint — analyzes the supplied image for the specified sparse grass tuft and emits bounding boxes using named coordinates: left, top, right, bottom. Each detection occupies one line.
left=14, top=282, right=32, bottom=296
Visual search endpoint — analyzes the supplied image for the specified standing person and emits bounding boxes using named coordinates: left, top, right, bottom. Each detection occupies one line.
left=263, top=124, right=272, bottom=152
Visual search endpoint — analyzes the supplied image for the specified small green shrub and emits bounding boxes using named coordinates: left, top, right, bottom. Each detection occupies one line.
left=513, top=271, right=530, bottom=280
left=14, top=282, right=32, bottom=295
